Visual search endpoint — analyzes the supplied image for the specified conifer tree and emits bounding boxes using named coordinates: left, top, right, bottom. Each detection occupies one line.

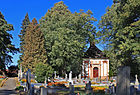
left=0, top=12, right=18, bottom=76
left=18, top=13, right=30, bottom=64
left=22, top=18, right=48, bottom=72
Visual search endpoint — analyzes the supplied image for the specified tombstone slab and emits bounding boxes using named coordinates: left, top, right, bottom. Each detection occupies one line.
left=116, top=66, right=130, bottom=95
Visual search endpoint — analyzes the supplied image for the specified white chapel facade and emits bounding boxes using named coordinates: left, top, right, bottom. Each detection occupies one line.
left=82, top=43, right=109, bottom=79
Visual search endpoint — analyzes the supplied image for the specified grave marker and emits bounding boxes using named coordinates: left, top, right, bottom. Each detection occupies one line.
left=116, top=66, right=130, bottom=95
left=40, top=87, right=47, bottom=95
left=65, top=73, right=67, bottom=80
left=85, top=81, right=93, bottom=94
left=69, top=82, right=74, bottom=95
left=69, top=71, right=73, bottom=84
left=54, top=71, right=56, bottom=79
left=134, top=75, right=139, bottom=89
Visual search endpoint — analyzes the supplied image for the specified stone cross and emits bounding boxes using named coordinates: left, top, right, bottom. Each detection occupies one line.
left=134, top=74, right=139, bottom=89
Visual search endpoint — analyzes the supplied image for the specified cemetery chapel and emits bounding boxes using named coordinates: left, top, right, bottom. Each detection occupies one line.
left=82, top=42, right=109, bottom=79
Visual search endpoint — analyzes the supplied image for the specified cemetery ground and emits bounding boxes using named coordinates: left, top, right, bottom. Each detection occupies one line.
left=0, top=77, right=17, bottom=95
left=16, top=70, right=117, bottom=95
left=17, top=68, right=140, bottom=95
left=0, top=68, right=140, bottom=95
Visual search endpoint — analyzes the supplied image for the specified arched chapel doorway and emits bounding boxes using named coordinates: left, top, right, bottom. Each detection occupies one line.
left=93, top=67, right=98, bottom=78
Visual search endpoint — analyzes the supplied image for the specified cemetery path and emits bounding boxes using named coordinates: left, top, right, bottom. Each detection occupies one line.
left=0, top=77, right=17, bottom=95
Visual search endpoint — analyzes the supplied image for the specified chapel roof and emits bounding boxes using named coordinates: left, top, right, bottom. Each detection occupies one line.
left=84, top=42, right=108, bottom=59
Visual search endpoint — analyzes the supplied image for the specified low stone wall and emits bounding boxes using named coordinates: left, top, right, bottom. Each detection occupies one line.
left=0, top=77, right=8, bottom=87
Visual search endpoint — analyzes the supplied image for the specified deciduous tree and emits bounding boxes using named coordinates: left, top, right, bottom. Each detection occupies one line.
left=40, top=1, right=96, bottom=76
left=97, top=0, right=140, bottom=76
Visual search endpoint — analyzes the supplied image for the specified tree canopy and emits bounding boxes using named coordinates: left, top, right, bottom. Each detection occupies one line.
left=21, top=18, right=48, bottom=72
left=97, top=0, right=140, bottom=76
left=0, top=12, right=18, bottom=76
left=18, top=13, right=30, bottom=65
left=40, top=1, right=96, bottom=76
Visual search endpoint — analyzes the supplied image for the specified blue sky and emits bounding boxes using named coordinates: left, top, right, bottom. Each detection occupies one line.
left=0, top=0, right=113, bottom=66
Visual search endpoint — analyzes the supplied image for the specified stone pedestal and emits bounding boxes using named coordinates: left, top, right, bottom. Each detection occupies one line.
left=85, top=81, right=93, bottom=94
left=116, top=66, right=130, bottom=95
left=69, top=83, right=74, bottom=95
left=40, top=87, right=47, bottom=95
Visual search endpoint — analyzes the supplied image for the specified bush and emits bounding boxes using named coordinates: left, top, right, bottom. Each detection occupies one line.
left=15, top=86, right=24, bottom=90
left=35, top=63, right=53, bottom=83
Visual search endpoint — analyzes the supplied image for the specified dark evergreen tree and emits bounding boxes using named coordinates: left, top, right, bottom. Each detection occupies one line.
left=0, top=12, right=18, bottom=76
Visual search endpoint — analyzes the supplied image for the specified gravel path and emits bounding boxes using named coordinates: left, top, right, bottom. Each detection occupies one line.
left=0, top=78, right=17, bottom=95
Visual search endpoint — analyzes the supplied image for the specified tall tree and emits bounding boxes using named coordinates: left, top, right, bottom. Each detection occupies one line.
left=21, top=18, right=48, bottom=72
left=0, top=12, right=18, bottom=76
left=18, top=13, right=30, bottom=65
left=40, top=1, right=96, bottom=76
left=97, top=0, right=140, bottom=76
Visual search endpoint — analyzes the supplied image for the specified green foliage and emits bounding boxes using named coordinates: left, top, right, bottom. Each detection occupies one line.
left=15, top=86, right=24, bottom=90
left=35, top=63, right=53, bottom=83
left=40, top=1, right=96, bottom=76
left=19, top=13, right=30, bottom=53
left=18, top=13, right=30, bottom=67
left=109, top=70, right=113, bottom=78
left=0, top=12, right=18, bottom=75
left=21, top=18, right=47, bottom=72
left=97, top=0, right=140, bottom=76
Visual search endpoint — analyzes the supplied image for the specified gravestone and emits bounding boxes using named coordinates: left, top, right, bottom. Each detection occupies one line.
left=26, top=69, right=32, bottom=95
left=78, top=74, right=82, bottom=83
left=65, top=73, right=67, bottom=80
left=40, top=87, right=47, bottom=95
left=69, top=82, right=74, bottom=95
left=69, top=71, right=73, bottom=84
left=20, top=64, right=23, bottom=79
left=75, top=76, right=77, bottom=80
left=18, top=70, right=20, bottom=80
left=85, top=81, right=93, bottom=94
left=78, top=74, right=81, bottom=80
left=54, top=71, right=56, bottom=79
left=116, top=66, right=130, bottom=95
left=57, top=75, right=59, bottom=79
left=44, top=77, right=47, bottom=87
left=134, top=75, right=139, bottom=89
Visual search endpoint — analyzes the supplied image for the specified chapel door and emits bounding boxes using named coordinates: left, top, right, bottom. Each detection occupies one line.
left=93, top=67, right=98, bottom=78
